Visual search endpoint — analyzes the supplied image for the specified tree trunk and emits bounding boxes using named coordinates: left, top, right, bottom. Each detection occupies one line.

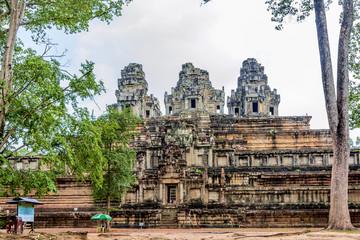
left=106, top=193, right=111, bottom=232
left=106, top=155, right=111, bottom=232
left=314, top=0, right=355, bottom=230
left=0, top=0, right=26, bottom=142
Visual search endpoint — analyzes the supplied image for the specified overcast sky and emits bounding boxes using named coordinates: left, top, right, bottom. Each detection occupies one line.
left=22, top=0, right=353, bottom=134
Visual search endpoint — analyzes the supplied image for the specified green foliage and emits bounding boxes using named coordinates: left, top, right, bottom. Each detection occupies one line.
left=349, top=1, right=360, bottom=128
left=0, top=0, right=132, bottom=43
left=0, top=0, right=132, bottom=197
left=0, top=45, right=107, bottom=196
left=349, top=0, right=360, bottom=78
left=265, top=0, right=316, bottom=30
left=349, top=77, right=360, bottom=129
left=91, top=108, right=141, bottom=204
left=0, top=218, right=7, bottom=229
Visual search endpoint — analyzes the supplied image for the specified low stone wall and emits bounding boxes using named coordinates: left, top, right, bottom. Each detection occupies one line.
left=109, top=207, right=360, bottom=228
left=0, top=177, right=97, bottom=214
left=111, top=210, right=162, bottom=228
left=34, top=212, right=99, bottom=228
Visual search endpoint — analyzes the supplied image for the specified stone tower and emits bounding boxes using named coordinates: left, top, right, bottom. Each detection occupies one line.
left=227, top=58, right=280, bottom=116
left=164, top=63, right=225, bottom=115
left=115, top=63, right=161, bottom=119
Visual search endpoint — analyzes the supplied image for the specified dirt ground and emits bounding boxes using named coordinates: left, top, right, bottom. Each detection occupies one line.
left=1, top=228, right=360, bottom=240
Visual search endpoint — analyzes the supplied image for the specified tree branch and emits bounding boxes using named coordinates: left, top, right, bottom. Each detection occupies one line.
left=4, top=0, right=11, bottom=12
left=20, top=17, right=74, bottom=27
left=336, top=0, right=353, bottom=118
left=0, top=89, right=69, bottom=151
left=7, top=77, right=36, bottom=111
left=314, top=0, right=338, bottom=135
left=5, top=144, right=26, bottom=158
left=18, top=0, right=27, bottom=22
left=26, top=1, right=56, bottom=7
left=0, top=69, right=93, bottom=151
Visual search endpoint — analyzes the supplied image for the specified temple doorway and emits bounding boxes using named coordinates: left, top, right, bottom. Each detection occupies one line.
left=167, top=186, right=177, bottom=204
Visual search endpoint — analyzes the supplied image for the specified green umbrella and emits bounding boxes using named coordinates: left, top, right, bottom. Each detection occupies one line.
left=91, top=213, right=112, bottom=221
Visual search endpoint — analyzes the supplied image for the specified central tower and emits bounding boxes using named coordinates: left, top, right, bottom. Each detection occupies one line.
left=164, top=63, right=225, bottom=115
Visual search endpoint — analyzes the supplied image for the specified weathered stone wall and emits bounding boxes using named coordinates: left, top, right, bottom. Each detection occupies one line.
left=0, top=177, right=96, bottom=213
left=1, top=170, right=360, bottom=228
left=177, top=209, right=360, bottom=228
left=2, top=113, right=360, bottom=229
left=116, top=112, right=360, bottom=228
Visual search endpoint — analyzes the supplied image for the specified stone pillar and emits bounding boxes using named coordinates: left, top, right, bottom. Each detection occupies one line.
left=220, top=168, right=225, bottom=186
left=180, top=182, right=184, bottom=203
left=220, top=189, right=225, bottom=204
left=244, top=100, right=248, bottom=115
left=189, top=146, right=194, bottom=165
left=163, top=183, right=167, bottom=204
left=208, top=149, right=213, bottom=167
left=159, top=183, right=164, bottom=204
left=292, top=154, right=298, bottom=166
left=146, top=149, right=151, bottom=169
left=202, top=172, right=208, bottom=203
left=139, top=182, right=144, bottom=203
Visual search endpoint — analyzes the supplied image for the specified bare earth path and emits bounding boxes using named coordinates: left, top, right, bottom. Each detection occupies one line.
left=1, top=228, right=360, bottom=239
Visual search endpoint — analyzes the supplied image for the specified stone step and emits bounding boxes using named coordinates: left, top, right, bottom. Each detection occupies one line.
left=159, top=224, right=178, bottom=229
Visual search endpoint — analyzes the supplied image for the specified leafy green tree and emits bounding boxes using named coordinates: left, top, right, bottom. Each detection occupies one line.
left=92, top=107, right=140, bottom=231
left=349, top=1, right=360, bottom=128
left=265, top=0, right=355, bottom=230
left=0, top=0, right=131, bottom=196
left=203, top=0, right=355, bottom=230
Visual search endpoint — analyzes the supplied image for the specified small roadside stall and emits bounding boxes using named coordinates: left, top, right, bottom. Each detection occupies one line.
left=5, top=197, right=43, bottom=234
left=91, top=213, right=112, bottom=233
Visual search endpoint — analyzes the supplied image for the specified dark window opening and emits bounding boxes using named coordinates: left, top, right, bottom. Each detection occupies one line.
left=235, top=108, right=239, bottom=115
left=167, top=186, right=176, bottom=203
left=216, top=105, right=220, bottom=113
left=270, top=107, right=274, bottom=115
left=169, top=106, right=172, bottom=114
left=150, top=156, right=154, bottom=168
left=146, top=110, right=150, bottom=118
left=191, top=98, right=196, bottom=109
left=252, top=102, right=258, bottom=113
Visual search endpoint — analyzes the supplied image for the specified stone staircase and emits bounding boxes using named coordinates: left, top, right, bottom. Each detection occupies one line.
left=160, top=208, right=178, bottom=228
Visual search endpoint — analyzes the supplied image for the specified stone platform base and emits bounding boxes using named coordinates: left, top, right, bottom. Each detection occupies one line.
left=111, top=207, right=360, bottom=229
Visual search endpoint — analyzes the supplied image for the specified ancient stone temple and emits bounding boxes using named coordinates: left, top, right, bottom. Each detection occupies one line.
left=115, top=63, right=161, bottom=119
left=228, top=58, right=280, bottom=116
left=164, top=63, right=225, bottom=115
left=1, top=59, right=360, bottom=229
